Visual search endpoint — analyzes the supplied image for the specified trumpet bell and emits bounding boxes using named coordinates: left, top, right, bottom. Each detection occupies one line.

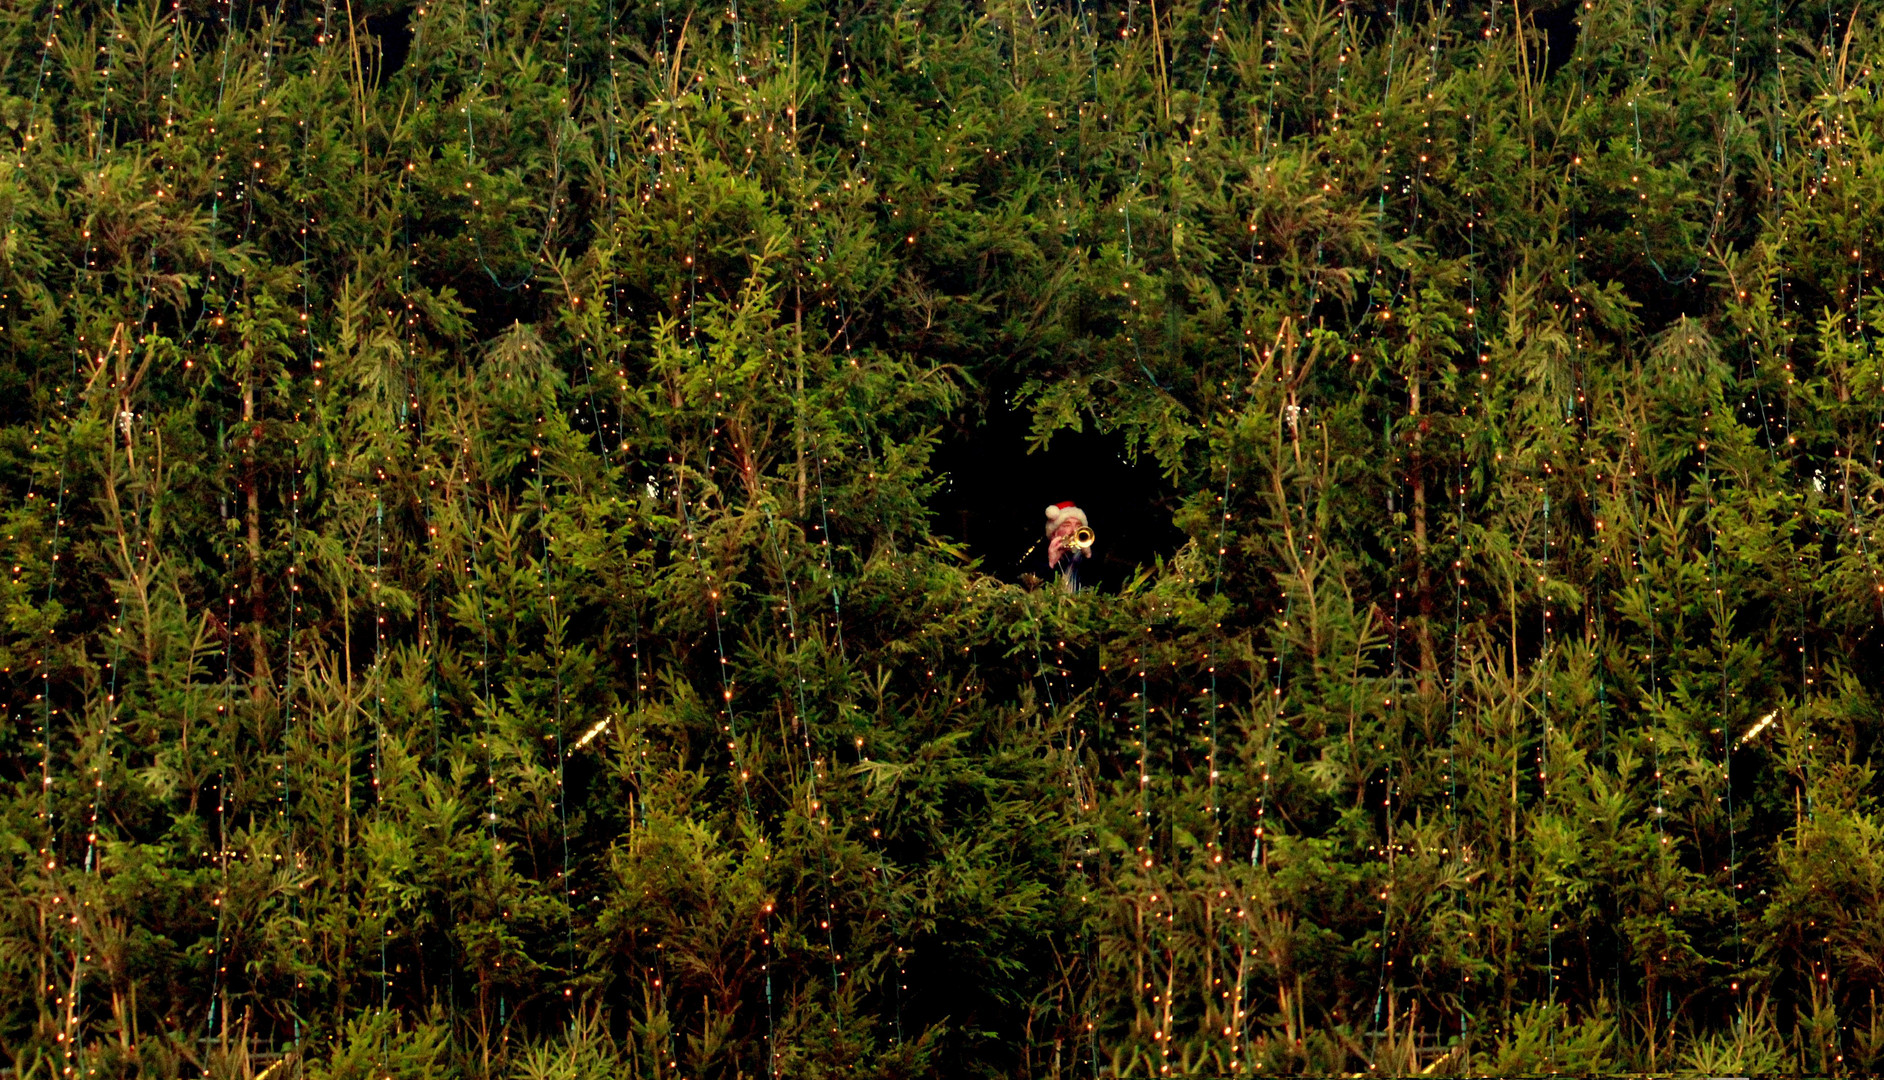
left=1070, top=526, right=1095, bottom=551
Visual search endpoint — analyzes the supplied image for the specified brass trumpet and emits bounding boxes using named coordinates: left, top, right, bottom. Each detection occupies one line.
left=1069, top=525, right=1095, bottom=553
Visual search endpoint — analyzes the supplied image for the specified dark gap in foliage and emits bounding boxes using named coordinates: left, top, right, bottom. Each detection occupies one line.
left=367, top=7, right=414, bottom=88
left=1340, top=0, right=1495, bottom=45
left=1534, top=0, right=1581, bottom=80
left=929, top=394, right=1184, bottom=592
left=457, top=277, right=550, bottom=344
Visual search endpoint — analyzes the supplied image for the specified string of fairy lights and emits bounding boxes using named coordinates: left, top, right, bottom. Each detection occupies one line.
left=1370, top=1, right=1455, bottom=1053
left=1446, top=0, right=1503, bottom=1049
left=211, top=0, right=299, bottom=1047
left=34, top=230, right=78, bottom=1080
left=48, top=0, right=206, bottom=1061
left=1220, top=1, right=1372, bottom=1064
left=62, top=2, right=139, bottom=1067
left=0, top=0, right=63, bottom=906
left=767, top=17, right=864, bottom=1034
left=1203, top=2, right=1325, bottom=1067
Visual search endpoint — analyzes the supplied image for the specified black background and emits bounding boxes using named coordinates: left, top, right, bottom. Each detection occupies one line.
left=929, top=401, right=1185, bottom=592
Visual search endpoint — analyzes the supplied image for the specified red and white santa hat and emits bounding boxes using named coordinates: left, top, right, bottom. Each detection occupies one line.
left=1044, top=501, right=1089, bottom=537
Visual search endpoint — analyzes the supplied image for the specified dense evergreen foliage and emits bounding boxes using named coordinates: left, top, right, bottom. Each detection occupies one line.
left=10, top=0, right=1884, bottom=1072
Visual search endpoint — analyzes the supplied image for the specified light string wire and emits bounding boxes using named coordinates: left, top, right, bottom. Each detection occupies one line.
left=1370, top=4, right=1455, bottom=1056
left=183, top=0, right=289, bottom=1049
left=37, top=248, right=79, bottom=993
left=80, top=0, right=127, bottom=279
left=1611, top=22, right=1689, bottom=1041
left=1625, top=430, right=1673, bottom=1045
left=1350, top=0, right=1411, bottom=326
left=207, top=402, right=241, bottom=1052
left=3, top=0, right=73, bottom=874
left=373, top=487, right=389, bottom=1030
left=1246, top=0, right=1364, bottom=871
left=804, top=431, right=846, bottom=1059
left=1053, top=12, right=1104, bottom=1069
left=37, top=333, right=76, bottom=1067
left=53, top=0, right=200, bottom=1056
left=1107, top=3, right=1180, bottom=1059
left=1084, top=0, right=1271, bottom=1060
left=1185, top=0, right=1252, bottom=876
left=1195, top=4, right=1293, bottom=1064
left=524, top=0, right=581, bottom=1023
left=1625, top=0, right=1734, bottom=286
left=456, top=423, right=503, bottom=1042
left=1702, top=435, right=1747, bottom=997
left=218, top=0, right=298, bottom=1050
left=0, top=0, right=66, bottom=252
left=1737, top=0, right=1806, bottom=839
left=197, top=0, right=245, bottom=336
left=283, top=2, right=333, bottom=1057
left=1540, top=0, right=1606, bottom=1042
left=619, top=14, right=686, bottom=1063
left=1449, top=0, right=1501, bottom=1053
left=35, top=17, right=109, bottom=1048
left=1541, top=484, right=1554, bottom=1037
left=726, top=16, right=791, bottom=1059
left=773, top=38, right=864, bottom=1022
left=398, top=0, right=452, bottom=996
left=463, top=0, right=568, bottom=290
left=1020, top=567, right=1082, bottom=1044
left=434, top=0, right=508, bottom=979
left=1375, top=395, right=1406, bottom=1055
left=673, top=444, right=772, bottom=1071
left=698, top=11, right=789, bottom=1063
left=761, top=505, right=845, bottom=1023
left=65, top=0, right=139, bottom=1065
left=530, top=417, right=579, bottom=1012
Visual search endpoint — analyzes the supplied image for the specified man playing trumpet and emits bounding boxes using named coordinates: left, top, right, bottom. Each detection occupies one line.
left=1044, top=501, right=1093, bottom=593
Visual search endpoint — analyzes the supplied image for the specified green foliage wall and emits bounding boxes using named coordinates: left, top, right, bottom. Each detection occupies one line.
left=6, top=0, right=1884, bottom=1074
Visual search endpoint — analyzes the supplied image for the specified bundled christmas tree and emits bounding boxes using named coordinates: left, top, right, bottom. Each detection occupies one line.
left=7, top=0, right=1884, bottom=1074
